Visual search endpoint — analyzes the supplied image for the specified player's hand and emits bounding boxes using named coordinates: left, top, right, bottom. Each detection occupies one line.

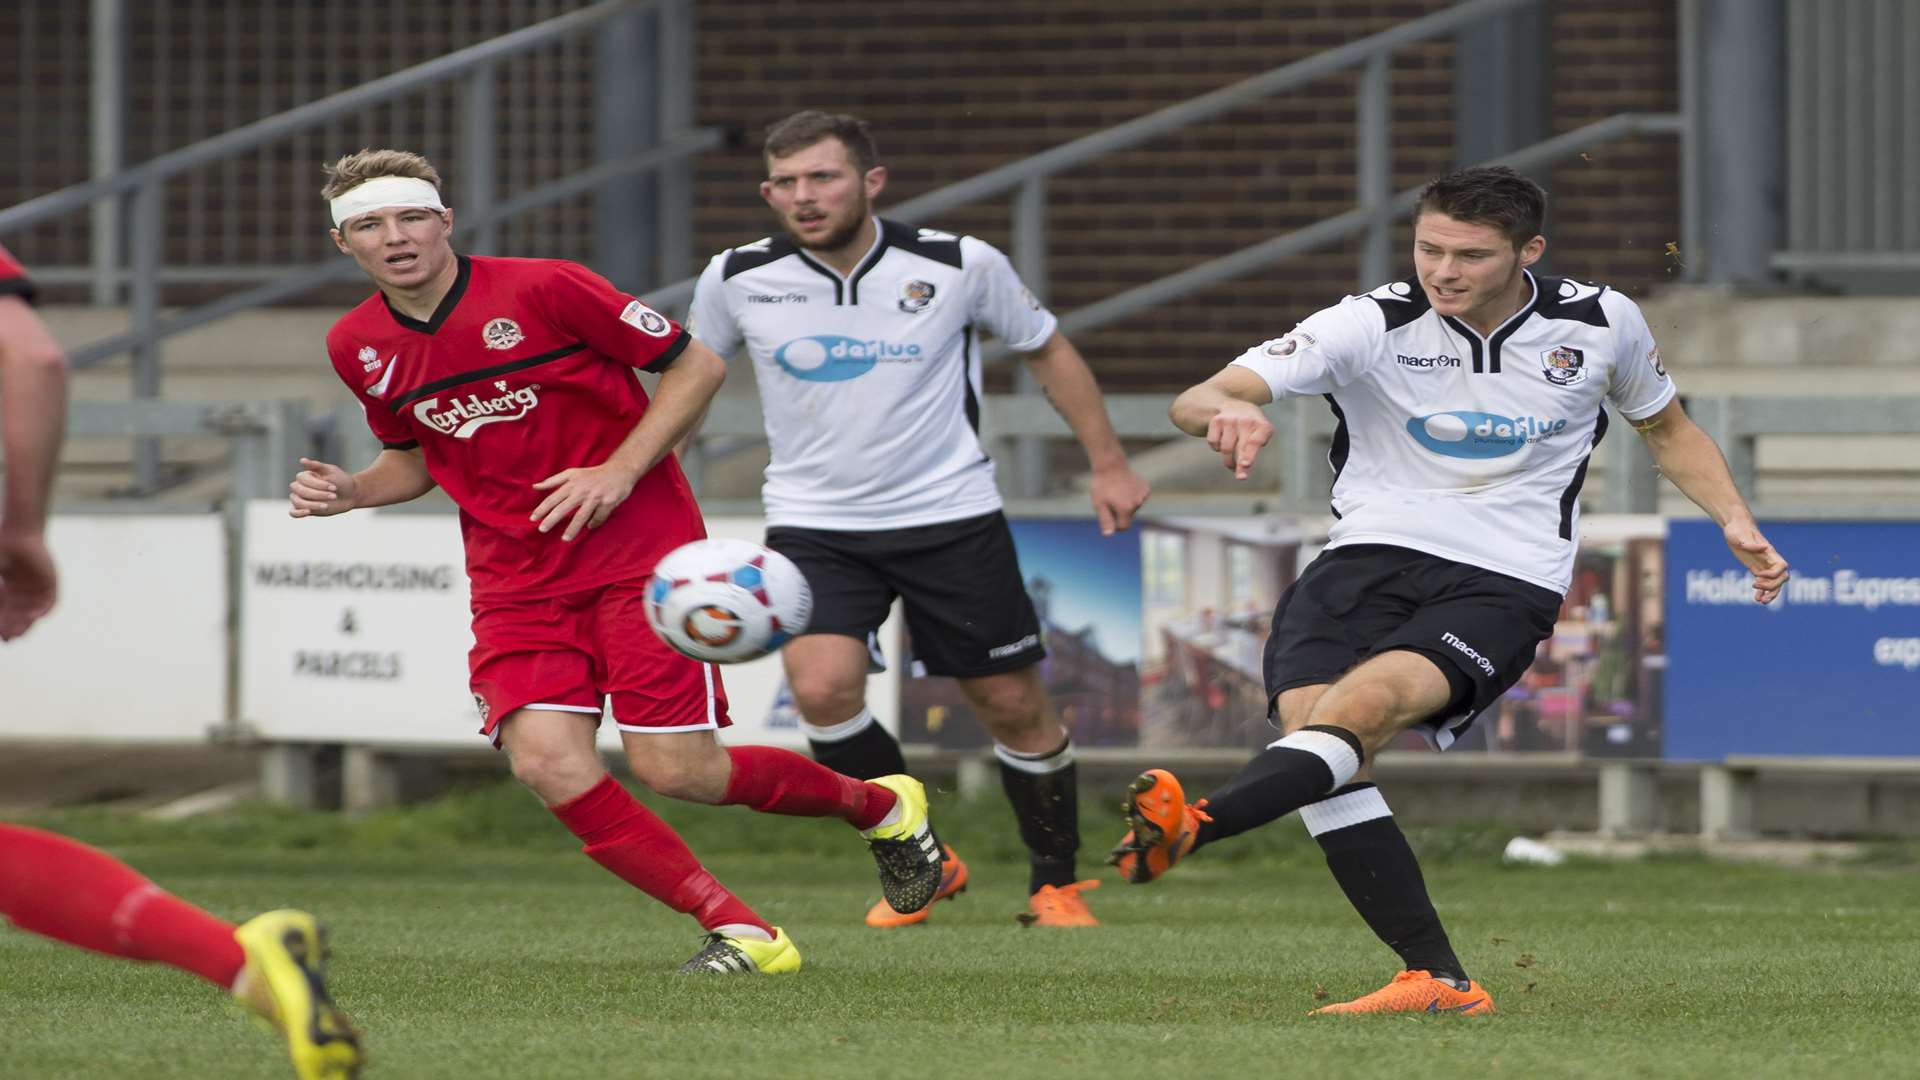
left=1724, top=519, right=1789, bottom=604
left=1089, top=462, right=1151, bottom=535
left=531, top=463, right=638, bottom=542
left=289, top=457, right=359, bottom=518
left=0, top=530, right=58, bottom=641
left=1207, top=400, right=1273, bottom=480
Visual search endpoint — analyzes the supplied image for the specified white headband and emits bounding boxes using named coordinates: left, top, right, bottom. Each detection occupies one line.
left=330, top=176, right=448, bottom=228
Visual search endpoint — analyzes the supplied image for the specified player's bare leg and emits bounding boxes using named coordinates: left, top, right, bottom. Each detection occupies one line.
left=782, top=633, right=967, bottom=926
left=620, top=723, right=945, bottom=920
left=499, top=709, right=788, bottom=970
left=961, top=666, right=1099, bottom=926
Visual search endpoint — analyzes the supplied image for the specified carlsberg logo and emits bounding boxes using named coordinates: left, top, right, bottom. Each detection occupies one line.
left=413, top=385, right=541, bottom=439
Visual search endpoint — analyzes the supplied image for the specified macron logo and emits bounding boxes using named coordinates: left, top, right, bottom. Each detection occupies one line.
left=412, top=383, right=541, bottom=439
left=1440, top=632, right=1496, bottom=677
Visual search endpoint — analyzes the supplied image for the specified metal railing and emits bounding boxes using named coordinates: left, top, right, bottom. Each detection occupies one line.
left=1776, top=0, right=1920, bottom=281
left=0, top=0, right=706, bottom=492
left=636, top=0, right=1688, bottom=498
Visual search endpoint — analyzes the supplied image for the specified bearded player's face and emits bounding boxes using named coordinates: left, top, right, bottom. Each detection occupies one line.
left=761, top=138, right=882, bottom=254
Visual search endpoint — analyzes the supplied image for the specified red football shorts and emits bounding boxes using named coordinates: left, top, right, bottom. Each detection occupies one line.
left=468, top=578, right=731, bottom=745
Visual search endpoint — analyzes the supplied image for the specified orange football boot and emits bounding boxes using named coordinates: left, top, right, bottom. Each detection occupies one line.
left=1017, top=880, right=1101, bottom=927
left=1309, top=970, right=1496, bottom=1016
left=1107, top=769, right=1211, bottom=884
left=865, top=845, right=969, bottom=927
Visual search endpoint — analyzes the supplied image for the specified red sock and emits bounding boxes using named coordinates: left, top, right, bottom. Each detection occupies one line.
left=549, top=775, right=771, bottom=936
left=0, top=824, right=246, bottom=989
left=721, top=745, right=898, bottom=831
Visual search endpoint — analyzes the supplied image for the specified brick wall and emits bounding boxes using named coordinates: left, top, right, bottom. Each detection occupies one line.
left=1, top=1, right=1681, bottom=390
left=695, top=0, right=1682, bottom=390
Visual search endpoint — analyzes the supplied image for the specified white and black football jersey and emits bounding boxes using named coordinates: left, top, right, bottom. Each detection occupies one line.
left=689, top=217, right=1057, bottom=530
left=1231, top=271, right=1676, bottom=594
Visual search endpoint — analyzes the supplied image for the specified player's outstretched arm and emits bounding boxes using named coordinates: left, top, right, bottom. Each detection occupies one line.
left=1019, top=331, right=1151, bottom=534
left=0, top=294, right=69, bottom=641
left=1631, top=398, right=1789, bottom=604
left=1169, top=366, right=1275, bottom=481
left=288, top=448, right=434, bottom=518
left=530, top=338, right=727, bottom=541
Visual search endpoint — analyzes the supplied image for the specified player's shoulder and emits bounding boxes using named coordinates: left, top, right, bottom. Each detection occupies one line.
left=881, top=218, right=969, bottom=270
left=469, top=253, right=582, bottom=285
left=718, top=234, right=801, bottom=280
left=1348, top=278, right=1432, bottom=332
left=326, top=293, right=391, bottom=352
left=1531, top=274, right=1623, bottom=328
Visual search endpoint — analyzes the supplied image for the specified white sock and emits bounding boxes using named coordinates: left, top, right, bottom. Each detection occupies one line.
left=714, top=922, right=773, bottom=943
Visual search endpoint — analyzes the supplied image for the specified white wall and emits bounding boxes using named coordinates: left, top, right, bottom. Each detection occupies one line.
left=0, top=515, right=226, bottom=740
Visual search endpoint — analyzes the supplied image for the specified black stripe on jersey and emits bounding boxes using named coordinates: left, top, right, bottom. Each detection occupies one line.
left=1364, top=278, right=1431, bottom=332
left=1485, top=275, right=1556, bottom=373
left=385, top=255, right=472, bottom=335
left=845, top=228, right=892, bottom=305
left=1443, top=322, right=1487, bottom=374
left=1557, top=406, right=1609, bottom=540
left=961, top=324, right=984, bottom=442
left=1535, top=276, right=1611, bottom=328
left=391, top=343, right=586, bottom=408
left=381, top=439, right=421, bottom=450
left=792, top=251, right=845, bottom=304
left=0, top=276, right=36, bottom=304
left=880, top=219, right=964, bottom=269
left=721, top=236, right=799, bottom=280
left=641, top=329, right=691, bottom=373
left=1324, top=393, right=1350, bottom=518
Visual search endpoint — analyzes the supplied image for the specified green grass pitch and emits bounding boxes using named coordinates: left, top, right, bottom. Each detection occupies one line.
left=4, top=780, right=1917, bottom=1079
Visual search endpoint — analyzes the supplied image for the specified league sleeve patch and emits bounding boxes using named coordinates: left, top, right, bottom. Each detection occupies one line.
left=1263, top=329, right=1316, bottom=358
left=619, top=299, right=673, bottom=337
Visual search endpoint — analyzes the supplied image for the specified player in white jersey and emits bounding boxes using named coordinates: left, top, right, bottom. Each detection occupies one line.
left=689, top=111, right=1152, bottom=928
left=1109, top=166, right=1789, bottom=1015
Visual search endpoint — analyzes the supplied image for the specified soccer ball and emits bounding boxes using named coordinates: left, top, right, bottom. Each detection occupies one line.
left=645, top=538, right=812, bottom=663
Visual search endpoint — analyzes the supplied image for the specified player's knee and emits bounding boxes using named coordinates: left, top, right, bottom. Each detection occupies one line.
left=970, top=680, right=1045, bottom=729
left=506, top=746, right=600, bottom=804
left=786, top=669, right=865, bottom=722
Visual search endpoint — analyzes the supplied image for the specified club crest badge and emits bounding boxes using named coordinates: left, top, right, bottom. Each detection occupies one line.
left=1541, top=345, right=1587, bottom=386
left=482, top=317, right=524, bottom=351
left=899, top=279, right=937, bottom=314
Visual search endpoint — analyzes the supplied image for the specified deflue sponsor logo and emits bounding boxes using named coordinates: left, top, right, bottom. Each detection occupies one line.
left=1406, top=410, right=1569, bottom=459
left=774, top=335, right=923, bottom=382
left=412, top=381, right=541, bottom=438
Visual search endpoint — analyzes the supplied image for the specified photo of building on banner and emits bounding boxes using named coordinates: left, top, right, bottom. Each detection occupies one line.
left=890, top=515, right=1670, bottom=758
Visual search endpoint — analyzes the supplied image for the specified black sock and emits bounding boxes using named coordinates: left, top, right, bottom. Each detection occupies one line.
left=803, top=709, right=907, bottom=780
left=996, top=737, right=1079, bottom=894
left=1305, top=782, right=1468, bottom=985
left=1192, top=725, right=1365, bottom=850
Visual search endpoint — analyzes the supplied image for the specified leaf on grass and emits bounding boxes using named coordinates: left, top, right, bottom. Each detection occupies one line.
left=1312, top=984, right=1329, bottom=1001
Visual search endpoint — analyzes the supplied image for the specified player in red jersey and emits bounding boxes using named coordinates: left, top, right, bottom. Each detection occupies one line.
left=289, top=149, right=948, bottom=973
left=0, top=244, right=362, bottom=1078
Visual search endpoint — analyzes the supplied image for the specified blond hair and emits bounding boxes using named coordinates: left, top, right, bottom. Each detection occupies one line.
left=321, top=148, right=444, bottom=202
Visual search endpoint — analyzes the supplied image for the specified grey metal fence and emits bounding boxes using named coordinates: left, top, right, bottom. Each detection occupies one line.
left=1777, top=0, right=1920, bottom=281
left=0, top=0, right=709, bottom=493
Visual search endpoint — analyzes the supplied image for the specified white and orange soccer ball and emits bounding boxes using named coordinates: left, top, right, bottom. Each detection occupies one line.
left=645, top=538, right=813, bottom=663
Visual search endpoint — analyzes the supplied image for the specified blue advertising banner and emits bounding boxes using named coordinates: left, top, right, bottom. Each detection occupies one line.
left=1665, top=520, right=1920, bottom=758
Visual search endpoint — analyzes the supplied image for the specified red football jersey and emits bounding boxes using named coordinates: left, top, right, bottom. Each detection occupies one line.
left=0, top=243, right=33, bottom=301
left=327, top=255, right=705, bottom=601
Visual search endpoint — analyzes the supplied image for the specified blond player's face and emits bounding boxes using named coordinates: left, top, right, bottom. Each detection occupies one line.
left=331, top=207, right=456, bottom=293
left=760, top=138, right=883, bottom=253
left=1412, top=212, right=1543, bottom=323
